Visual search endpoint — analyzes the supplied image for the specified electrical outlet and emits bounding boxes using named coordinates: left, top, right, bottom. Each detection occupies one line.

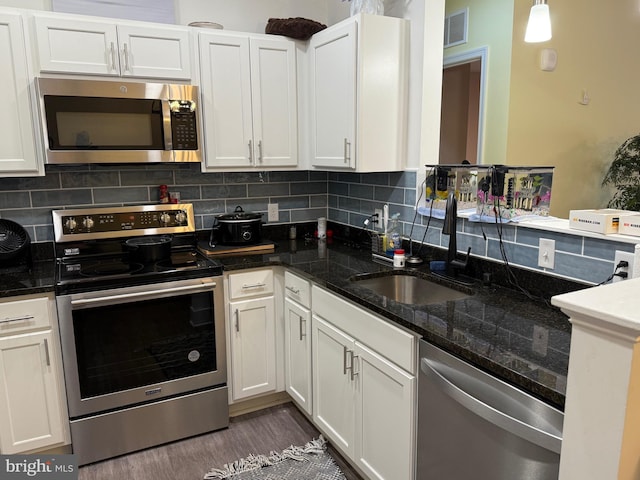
left=532, top=325, right=549, bottom=356
left=537, top=238, right=555, bottom=269
left=613, top=250, right=635, bottom=283
left=374, top=208, right=383, bottom=228
left=267, top=203, right=279, bottom=222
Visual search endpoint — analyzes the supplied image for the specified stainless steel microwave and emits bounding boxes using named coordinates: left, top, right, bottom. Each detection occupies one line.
left=36, top=78, right=202, bottom=164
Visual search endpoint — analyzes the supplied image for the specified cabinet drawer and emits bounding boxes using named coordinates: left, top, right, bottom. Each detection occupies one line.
left=0, top=296, right=51, bottom=335
left=228, top=269, right=274, bottom=300
left=284, top=271, right=311, bottom=308
left=312, top=286, right=416, bottom=374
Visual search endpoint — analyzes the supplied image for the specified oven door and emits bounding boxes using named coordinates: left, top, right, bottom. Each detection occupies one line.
left=56, top=277, right=226, bottom=418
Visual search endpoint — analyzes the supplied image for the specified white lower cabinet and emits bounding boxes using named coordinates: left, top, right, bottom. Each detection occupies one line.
left=227, top=269, right=277, bottom=401
left=0, top=295, right=68, bottom=453
left=311, top=286, right=417, bottom=480
left=284, top=298, right=312, bottom=415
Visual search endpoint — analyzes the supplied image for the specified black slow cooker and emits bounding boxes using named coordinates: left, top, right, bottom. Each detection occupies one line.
left=210, top=206, right=263, bottom=246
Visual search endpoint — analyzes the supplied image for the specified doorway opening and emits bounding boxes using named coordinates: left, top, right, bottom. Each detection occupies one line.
left=439, top=47, right=487, bottom=165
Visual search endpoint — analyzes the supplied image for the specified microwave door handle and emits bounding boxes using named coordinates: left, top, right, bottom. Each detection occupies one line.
left=163, top=100, right=173, bottom=151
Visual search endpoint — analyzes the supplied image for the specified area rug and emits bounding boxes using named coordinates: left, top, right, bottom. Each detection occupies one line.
left=204, top=435, right=347, bottom=480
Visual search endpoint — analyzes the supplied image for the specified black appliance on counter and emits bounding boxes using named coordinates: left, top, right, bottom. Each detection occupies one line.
left=209, top=205, right=263, bottom=246
left=52, top=203, right=227, bottom=466
left=0, top=219, right=31, bottom=269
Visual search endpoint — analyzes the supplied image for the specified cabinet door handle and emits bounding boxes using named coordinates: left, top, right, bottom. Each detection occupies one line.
left=344, top=138, right=351, bottom=164
left=0, top=314, right=34, bottom=325
left=299, top=316, right=306, bottom=341
left=257, top=140, right=263, bottom=163
left=343, top=346, right=349, bottom=375
left=285, top=285, right=300, bottom=295
left=248, top=140, right=253, bottom=163
left=242, top=282, right=266, bottom=290
left=109, top=42, right=117, bottom=71
left=123, top=42, right=130, bottom=72
left=350, top=351, right=359, bottom=381
left=234, top=309, right=240, bottom=333
left=44, top=338, right=51, bottom=367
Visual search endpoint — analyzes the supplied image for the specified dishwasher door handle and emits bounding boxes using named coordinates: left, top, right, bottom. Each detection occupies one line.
left=421, top=357, right=562, bottom=454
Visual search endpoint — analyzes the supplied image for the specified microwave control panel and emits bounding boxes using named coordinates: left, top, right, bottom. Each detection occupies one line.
left=170, top=100, right=198, bottom=150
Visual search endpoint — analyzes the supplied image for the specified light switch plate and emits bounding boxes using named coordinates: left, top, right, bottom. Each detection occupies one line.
left=538, top=238, right=555, bottom=269
left=267, top=203, right=279, bottom=222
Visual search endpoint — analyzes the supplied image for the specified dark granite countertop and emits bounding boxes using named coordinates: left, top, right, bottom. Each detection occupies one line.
left=211, top=232, right=588, bottom=410
left=1, top=230, right=586, bottom=410
left=0, top=243, right=56, bottom=298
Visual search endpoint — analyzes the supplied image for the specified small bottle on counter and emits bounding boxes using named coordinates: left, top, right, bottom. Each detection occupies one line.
left=393, top=249, right=406, bottom=268
left=159, top=185, right=169, bottom=204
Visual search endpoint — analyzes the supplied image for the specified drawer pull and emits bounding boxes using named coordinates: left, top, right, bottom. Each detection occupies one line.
left=350, top=351, right=359, bottom=381
left=0, top=314, right=35, bottom=325
left=343, top=346, right=349, bottom=375
left=234, top=309, right=240, bottom=333
left=44, top=338, right=50, bottom=366
left=299, top=316, right=306, bottom=341
left=344, top=138, right=351, bottom=164
left=286, top=285, right=300, bottom=295
left=109, top=42, right=117, bottom=71
left=123, top=42, right=130, bottom=71
left=242, top=282, right=266, bottom=290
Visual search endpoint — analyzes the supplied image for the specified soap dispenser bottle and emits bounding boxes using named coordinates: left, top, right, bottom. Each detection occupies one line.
left=386, top=213, right=401, bottom=255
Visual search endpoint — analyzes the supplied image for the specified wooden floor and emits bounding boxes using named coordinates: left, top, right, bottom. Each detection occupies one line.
left=78, top=402, right=362, bottom=480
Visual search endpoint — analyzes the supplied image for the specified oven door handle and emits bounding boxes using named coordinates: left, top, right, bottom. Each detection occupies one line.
left=70, top=281, right=217, bottom=308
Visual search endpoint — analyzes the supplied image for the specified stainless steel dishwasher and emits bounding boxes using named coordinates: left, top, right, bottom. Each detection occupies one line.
left=417, top=340, right=563, bottom=480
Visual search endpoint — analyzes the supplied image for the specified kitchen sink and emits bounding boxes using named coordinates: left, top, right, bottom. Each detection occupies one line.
left=350, top=271, right=473, bottom=305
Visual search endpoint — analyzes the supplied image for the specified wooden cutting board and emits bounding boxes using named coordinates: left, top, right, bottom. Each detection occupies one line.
left=198, top=240, right=275, bottom=256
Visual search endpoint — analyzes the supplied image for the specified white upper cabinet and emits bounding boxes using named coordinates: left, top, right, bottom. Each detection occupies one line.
left=0, top=12, right=42, bottom=176
left=309, top=13, right=409, bottom=172
left=33, top=13, right=192, bottom=80
left=199, top=32, right=298, bottom=170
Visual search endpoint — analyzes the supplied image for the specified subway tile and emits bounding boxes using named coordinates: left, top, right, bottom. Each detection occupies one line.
left=328, top=195, right=338, bottom=208
left=0, top=208, right=55, bottom=226
left=291, top=208, right=326, bottom=222
left=202, top=184, right=247, bottom=199
left=291, top=181, right=327, bottom=195
left=0, top=174, right=60, bottom=191
left=160, top=185, right=201, bottom=201
left=269, top=171, right=309, bottom=182
left=328, top=207, right=349, bottom=224
left=175, top=168, right=223, bottom=185
left=34, top=225, right=54, bottom=242
left=310, top=195, right=328, bottom=208
left=361, top=172, right=389, bottom=186
left=271, top=196, right=310, bottom=209
left=328, top=182, right=348, bottom=195
left=404, top=188, right=416, bottom=207
left=93, top=187, right=150, bottom=204
left=338, top=196, right=361, bottom=211
left=464, top=220, right=516, bottom=243
left=120, top=170, right=174, bottom=186
left=309, top=171, right=329, bottom=181
left=276, top=211, right=291, bottom=223
left=0, top=192, right=30, bottom=209
left=374, top=185, right=405, bottom=204
left=584, top=237, right=634, bottom=260
left=190, top=199, right=227, bottom=215
left=390, top=171, right=416, bottom=188
left=248, top=182, right=290, bottom=197
left=227, top=198, right=269, bottom=213
left=458, top=232, right=487, bottom=258
left=516, top=227, right=582, bottom=254
left=487, top=239, right=539, bottom=269
left=223, top=172, right=265, bottom=184
left=349, top=183, right=374, bottom=200
left=31, top=189, right=93, bottom=208
left=335, top=172, right=362, bottom=183
left=553, top=252, right=612, bottom=284
left=60, top=171, right=120, bottom=188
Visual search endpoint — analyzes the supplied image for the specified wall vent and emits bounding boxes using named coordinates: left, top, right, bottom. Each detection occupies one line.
left=444, top=8, right=468, bottom=48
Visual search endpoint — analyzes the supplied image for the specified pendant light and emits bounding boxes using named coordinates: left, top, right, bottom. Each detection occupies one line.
left=524, top=0, right=552, bottom=43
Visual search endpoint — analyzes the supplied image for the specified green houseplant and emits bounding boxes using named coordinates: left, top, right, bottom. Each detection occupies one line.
left=602, top=134, right=640, bottom=211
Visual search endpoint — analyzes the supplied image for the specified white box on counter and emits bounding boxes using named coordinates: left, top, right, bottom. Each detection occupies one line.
left=618, top=213, right=640, bottom=237
left=569, top=209, right=630, bottom=234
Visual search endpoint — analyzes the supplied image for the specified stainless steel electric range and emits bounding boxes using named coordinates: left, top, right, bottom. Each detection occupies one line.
left=52, top=203, right=228, bottom=466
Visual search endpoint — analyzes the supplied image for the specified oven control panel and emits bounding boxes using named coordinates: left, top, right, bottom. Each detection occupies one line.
left=52, top=204, right=196, bottom=242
